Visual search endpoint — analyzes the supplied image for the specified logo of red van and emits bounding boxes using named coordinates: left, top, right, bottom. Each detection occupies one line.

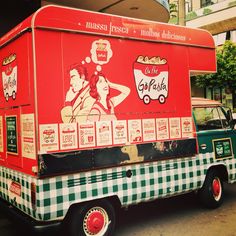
left=9, top=181, right=21, bottom=196
left=133, top=55, right=168, bottom=105
left=1, top=53, right=17, bottom=101
left=8, top=179, right=22, bottom=204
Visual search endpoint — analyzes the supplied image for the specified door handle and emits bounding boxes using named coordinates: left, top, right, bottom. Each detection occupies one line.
left=200, top=144, right=207, bottom=150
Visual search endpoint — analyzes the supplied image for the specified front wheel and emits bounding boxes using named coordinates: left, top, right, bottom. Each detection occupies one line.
left=198, top=169, right=224, bottom=209
left=68, top=199, right=116, bottom=236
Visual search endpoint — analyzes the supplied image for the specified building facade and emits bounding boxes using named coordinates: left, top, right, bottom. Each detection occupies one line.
left=169, top=0, right=236, bottom=110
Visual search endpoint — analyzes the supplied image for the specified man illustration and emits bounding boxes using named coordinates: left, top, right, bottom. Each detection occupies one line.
left=61, top=64, right=95, bottom=123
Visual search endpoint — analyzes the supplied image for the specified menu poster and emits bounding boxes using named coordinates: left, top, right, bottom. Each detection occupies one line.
left=21, top=114, right=36, bottom=159
left=156, top=118, right=169, bottom=140
left=78, top=122, right=95, bottom=148
left=59, top=123, right=78, bottom=150
left=6, top=116, right=18, bottom=154
left=142, top=119, right=156, bottom=142
left=39, top=124, right=59, bottom=152
left=128, top=119, right=142, bottom=143
left=181, top=117, right=193, bottom=138
left=213, top=138, right=233, bottom=159
left=96, top=121, right=112, bottom=146
left=112, top=120, right=127, bottom=145
left=169, top=118, right=181, bottom=139
left=0, top=116, right=3, bottom=152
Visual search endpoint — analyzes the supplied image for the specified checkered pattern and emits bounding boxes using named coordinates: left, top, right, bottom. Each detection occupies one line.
left=0, top=166, right=37, bottom=218
left=1, top=152, right=236, bottom=222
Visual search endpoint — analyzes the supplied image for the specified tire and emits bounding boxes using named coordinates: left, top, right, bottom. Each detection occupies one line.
left=143, top=95, right=150, bottom=104
left=198, top=169, right=224, bottom=209
left=158, top=95, right=165, bottom=104
left=68, top=199, right=116, bottom=236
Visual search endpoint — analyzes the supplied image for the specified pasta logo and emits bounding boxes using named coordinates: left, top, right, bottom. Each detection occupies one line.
left=1, top=53, right=17, bottom=101
left=133, top=55, right=168, bottom=105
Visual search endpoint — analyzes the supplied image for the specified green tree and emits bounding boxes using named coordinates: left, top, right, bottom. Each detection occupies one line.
left=195, top=40, right=236, bottom=88
left=169, top=2, right=178, bottom=17
left=168, top=2, right=178, bottom=24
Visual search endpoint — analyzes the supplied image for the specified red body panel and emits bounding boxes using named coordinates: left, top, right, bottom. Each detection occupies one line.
left=0, top=5, right=216, bottom=176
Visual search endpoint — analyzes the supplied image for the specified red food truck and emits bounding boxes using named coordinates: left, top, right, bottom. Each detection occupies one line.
left=0, top=5, right=236, bottom=236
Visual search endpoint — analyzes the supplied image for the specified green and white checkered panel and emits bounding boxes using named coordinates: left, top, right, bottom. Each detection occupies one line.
left=0, top=166, right=37, bottom=218
left=1, top=153, right=236, bottom=222
left=34, top=153, right=218, bottom=221
left=225, top=158, right=236, bottom=182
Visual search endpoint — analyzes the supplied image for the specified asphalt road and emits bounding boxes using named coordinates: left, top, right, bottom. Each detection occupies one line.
left=1, top=183, right=236, bottom=236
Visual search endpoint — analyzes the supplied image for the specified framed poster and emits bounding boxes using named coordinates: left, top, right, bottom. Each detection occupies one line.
left=213, top=138, right=233, bottom=160
left=59, top=123, right=78, bottom=150
left=169, top=117, right=181, bottom=139
left=156, top=118, right=169, bottom=140
left=39, top=124, right=59, bottom=152
left=21, top=114, right=36, bottom=159
left=6, top=116, right=18, bottom=154
left=112, top=120, right=127, bottom=145
left=96, top=121, right=112, bottom=146
left=78, top=122, right=96, bottom=148
left=181, top=117, right=193, bottom=138
left=142, top=118, right=156, bottom=142
left=128, top=119, right=142, bottom=143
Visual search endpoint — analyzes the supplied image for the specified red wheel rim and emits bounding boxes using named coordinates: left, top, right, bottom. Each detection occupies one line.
left=212, top=178, right=221, bottom=200
left=83, top=207, right=109, bottom=235
left=87, top=211, right=105, bottom=234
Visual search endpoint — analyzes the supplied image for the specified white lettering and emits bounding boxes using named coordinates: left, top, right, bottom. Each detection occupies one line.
left=86, top=22, right=108, bottom=31
left=161, top=30, right=186, bottom=41
left=141, top=28, right=160, bottom=37
left=111, top=25, right=129, bottom=34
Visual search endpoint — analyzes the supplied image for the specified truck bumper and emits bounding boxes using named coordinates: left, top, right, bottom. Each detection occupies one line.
left=0, top=197, right=61, bottom=234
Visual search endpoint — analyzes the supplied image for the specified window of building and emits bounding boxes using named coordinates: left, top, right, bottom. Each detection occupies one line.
left=201, top=0, right=217, bottom=7
left=185, top=0, right=193, bottom=13
left=205, top=87, right=233, bottom=111
left=213, top=32, right=226, bottom=46
left=214, top=31, right=236, bottom=46
left=230, top=30, right=236, bottom=43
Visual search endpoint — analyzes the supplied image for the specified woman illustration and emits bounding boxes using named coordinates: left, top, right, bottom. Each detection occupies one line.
left=87, top=72, right=130, bottom=121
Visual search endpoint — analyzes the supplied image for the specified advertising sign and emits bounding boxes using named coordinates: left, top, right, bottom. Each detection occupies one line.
left=6, top=116, right=18, bottom=154
left=39, top=124, right=59, bottom=152
left=213, top=138, right=233, bottom=159
left=21, top=114, right=36, bottom=159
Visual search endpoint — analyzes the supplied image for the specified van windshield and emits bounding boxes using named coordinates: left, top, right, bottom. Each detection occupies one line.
left=193, top=106, right=230, bottom=131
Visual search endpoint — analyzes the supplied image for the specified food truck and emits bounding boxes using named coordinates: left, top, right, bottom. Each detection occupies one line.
left=0, top=5, right=236, bottom=236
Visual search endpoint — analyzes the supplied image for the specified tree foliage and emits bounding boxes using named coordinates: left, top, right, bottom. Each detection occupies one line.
left=195, top=40, right=236, bottom=88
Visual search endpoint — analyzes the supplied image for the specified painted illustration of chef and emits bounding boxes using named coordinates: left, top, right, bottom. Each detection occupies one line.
left=87, top=72, right=130, bottom=122
left=61, top=64, right=95, bottom=123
